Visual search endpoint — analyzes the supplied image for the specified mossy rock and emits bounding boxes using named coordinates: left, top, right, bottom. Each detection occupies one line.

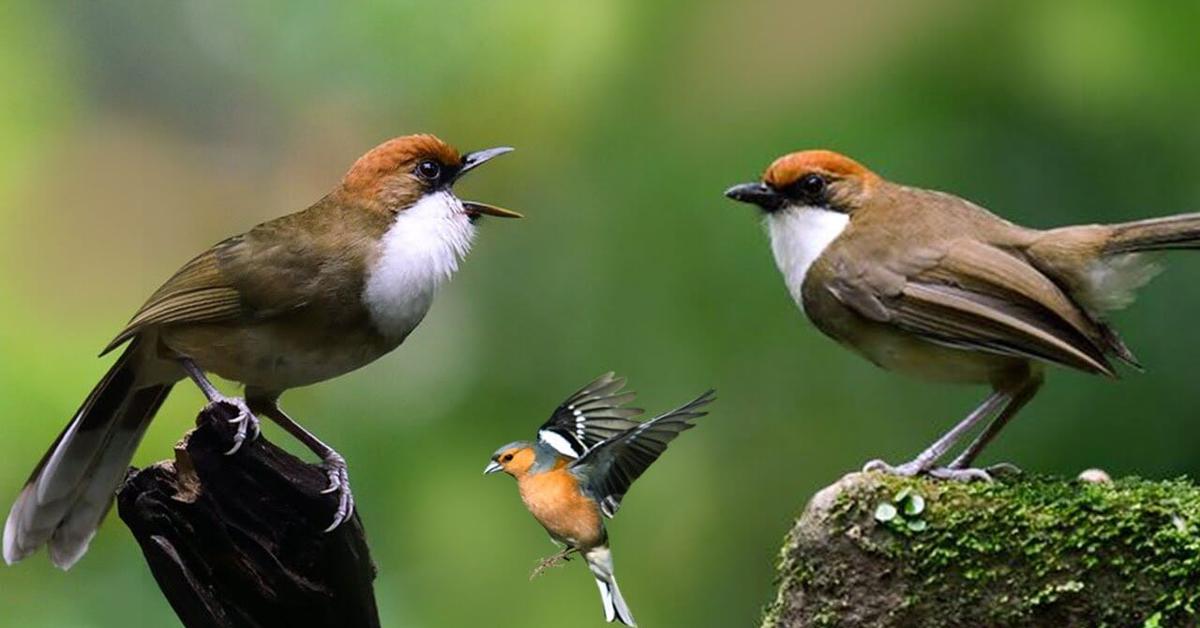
left=762, top=472, right=1200, bottom=628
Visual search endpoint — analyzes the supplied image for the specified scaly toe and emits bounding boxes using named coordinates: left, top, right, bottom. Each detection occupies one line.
left=207, top=398, right=259, bottom=456
left=863, top=459, right=923, bottom=477
left=321, top=456, right=354, bottom=533
left=928, top=466, right=994, bottom=482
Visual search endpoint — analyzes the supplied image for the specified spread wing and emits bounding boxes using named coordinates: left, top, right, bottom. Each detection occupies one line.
left=102, top=213, right=327, bottom=355
left=570, top=390, right=715, bottom=518
left=822, top=238, right=1117, bottom=376
left=536, top=372, right=644, bottom=459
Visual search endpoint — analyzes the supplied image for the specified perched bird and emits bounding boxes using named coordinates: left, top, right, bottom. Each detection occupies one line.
left=4, top=134, right=521, bottom=569
left=485, top=373, right=715, bottom=626
left=726, top=150, right=1200, bottom=480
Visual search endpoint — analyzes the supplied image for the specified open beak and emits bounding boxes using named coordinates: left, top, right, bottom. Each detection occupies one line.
left=453, top=146, right=523, bottom=219
left=455, top=146, right=514, bottom=182
left=483, top=460, right=503, bottom=475
left=724, top=181, right=785, bottom=212
left=463, top=200, right=523, bottom=219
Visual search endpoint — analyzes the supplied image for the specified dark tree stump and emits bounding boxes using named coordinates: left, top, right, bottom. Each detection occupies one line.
left=117, top=403, right=380, bottom=628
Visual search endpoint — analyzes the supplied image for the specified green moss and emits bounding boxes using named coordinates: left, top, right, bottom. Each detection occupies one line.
left=763, top=473, right=1200, bottom=627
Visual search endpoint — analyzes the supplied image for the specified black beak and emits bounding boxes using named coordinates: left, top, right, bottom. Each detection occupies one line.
left=452, top=146, right=523, bottom=219
left=724, top=182, right=785, bottom=212
left=453, top=146, right=514, bottom=183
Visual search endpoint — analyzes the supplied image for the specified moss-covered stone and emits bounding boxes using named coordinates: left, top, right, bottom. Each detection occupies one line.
left=762, top=472, right=1200, bottom=628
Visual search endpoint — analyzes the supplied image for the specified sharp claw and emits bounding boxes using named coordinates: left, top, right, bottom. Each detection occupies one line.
left=207, top=397, right=258, bottom=457
left=862, top=459, right=889, bottom=473
left=319, top=457, right=353, bottom=532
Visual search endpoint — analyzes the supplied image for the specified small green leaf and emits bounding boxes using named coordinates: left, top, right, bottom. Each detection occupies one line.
left=893, top=487, right=912, bottom=503
left=904, top=494, right=926, bottom=516
left=874, top=503, right=898, bottom=523
left=907, top=519, right=928, bottom=532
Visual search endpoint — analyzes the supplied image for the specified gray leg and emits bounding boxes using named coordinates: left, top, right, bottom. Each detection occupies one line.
left=946, top=372, right=1044, bottom=471
left=179, top=357, right=258, bottom=455
left=253, top=401, right=354, bottom=532
left=863, top=389, right=1011, bottom=479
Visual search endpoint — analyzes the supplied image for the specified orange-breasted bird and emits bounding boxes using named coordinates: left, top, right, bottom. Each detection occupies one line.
left=485, top=373, right=715, bottom=626
left=726, top=150, right=1200, bottom=480
left=4, top=134, right=520, bottom=569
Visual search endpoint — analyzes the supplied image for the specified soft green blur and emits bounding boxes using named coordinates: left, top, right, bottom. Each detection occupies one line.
left=2, top=2, right=1200, bottom=626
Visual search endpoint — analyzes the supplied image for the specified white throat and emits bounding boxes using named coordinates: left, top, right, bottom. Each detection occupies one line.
left=766, top=205, right=849, bottom=315
left=364, top=190, right=476, bottom=339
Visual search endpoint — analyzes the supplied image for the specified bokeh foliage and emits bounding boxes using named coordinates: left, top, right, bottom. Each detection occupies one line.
left=1, top=2, right=1199, bottom=626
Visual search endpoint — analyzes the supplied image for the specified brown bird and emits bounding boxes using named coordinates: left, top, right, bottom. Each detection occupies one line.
left=726, top=150, right=1200, bottom=480
left=4, top=134, right=520, bottom=569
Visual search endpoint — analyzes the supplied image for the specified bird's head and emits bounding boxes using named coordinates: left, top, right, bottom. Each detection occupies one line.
left=724, top=149, right=878, bottom=217
left=483, top=441, right=536, bottom=477
left=337, top=134, right=522, bottom=220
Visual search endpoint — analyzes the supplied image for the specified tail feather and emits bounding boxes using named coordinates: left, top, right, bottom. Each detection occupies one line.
left=4, top=341, right=168, bottom=569
left=586, top=545, right=636, bottom=626
left=1106, top=213, right=1200, bottom=254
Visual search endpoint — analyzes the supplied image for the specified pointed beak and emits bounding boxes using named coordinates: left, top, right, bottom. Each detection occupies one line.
left=454, top=146, right=522, bottom=219
left=455, top=146, right=514, bottom=182
left=463, top=200, right=523, bottom=219
left=483, top=460, right=503, bottom=475
left=724, top=181, right=785, bottom=212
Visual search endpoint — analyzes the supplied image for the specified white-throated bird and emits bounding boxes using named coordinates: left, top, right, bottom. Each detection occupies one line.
left=726, top=149, right=1200, bottom=480
left=4, top=134, right=520, bottom=569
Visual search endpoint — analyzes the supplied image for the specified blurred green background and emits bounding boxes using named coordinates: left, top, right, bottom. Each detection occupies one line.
left=2, top=1, right=1200, bottom=626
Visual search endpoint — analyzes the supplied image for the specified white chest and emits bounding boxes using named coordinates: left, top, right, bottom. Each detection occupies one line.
left=766, top=206, right=850, bottom=315
left=363, top=191, right=476, bottom=339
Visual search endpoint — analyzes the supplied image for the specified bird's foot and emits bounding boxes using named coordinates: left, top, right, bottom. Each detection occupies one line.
left=949, top=461, right=1023, bottom=477
left=927, top=465, right=1000, bottom=482
left=206, top=397, right=260, bottom=455
left=319, top=451, right=355, bottom=532
left=530, top=549, right=575, bottom=580
left=862, top=458, right=926, bottom=477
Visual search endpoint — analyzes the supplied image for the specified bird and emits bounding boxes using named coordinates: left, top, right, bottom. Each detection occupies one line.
left=725, top=149, right=1200, bottom=480
left=4, top=134, right=521, bottom=569
left=485, top=373, right=715, bottom=626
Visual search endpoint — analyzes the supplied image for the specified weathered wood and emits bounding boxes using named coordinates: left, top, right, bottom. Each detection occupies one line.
left=117, top=402, right=379, bottom=628
left=763, top=472, right=1200, bottom=628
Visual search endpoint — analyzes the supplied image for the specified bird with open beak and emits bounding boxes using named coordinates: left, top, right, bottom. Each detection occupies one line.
left=485, top=373, right=715, bottom=626
left=4, top=134, right=520, bottom=569
left=727, top=149, right=1200, bottom=480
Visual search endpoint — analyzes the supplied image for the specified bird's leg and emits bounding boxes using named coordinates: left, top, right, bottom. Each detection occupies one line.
left=863, top=388, right=1010, bottom=481
left=179, top=357, right=259, bottom=455
left=530, top=547, right=578, bottom=580
left=253, top=401, right=354, bottom=532
left=944, top=371, right=1044, bottom=473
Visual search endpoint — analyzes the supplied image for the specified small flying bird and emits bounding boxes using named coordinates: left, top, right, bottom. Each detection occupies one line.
left=485, top=373, right=715, bottom=626
left=4, top=134, right=520, bottom=569
left=726, top=150, right=1200, bottom=480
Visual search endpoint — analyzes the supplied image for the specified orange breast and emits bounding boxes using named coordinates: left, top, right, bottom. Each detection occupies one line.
left=517, top=466, right=604, bottom=549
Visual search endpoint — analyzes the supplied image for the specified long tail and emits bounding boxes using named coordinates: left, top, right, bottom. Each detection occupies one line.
left=586, top=545, right=636, bottom=626
left=1106, top=212, right=1200, bottom=254
left=3, top=339, right=172, bottom=569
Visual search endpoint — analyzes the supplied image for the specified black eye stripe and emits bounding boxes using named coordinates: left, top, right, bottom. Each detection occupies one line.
left=782, top=173, right=830, bottom=206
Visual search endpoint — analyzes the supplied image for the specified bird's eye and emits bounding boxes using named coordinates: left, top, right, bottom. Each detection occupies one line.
left=415, top=160, right=442, bottom=182
left=502, top=453, right=514, bottom=462
left=798, top=173, right=826, bottom=196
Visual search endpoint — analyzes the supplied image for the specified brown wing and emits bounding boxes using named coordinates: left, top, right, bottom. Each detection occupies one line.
left=824, top=238, right=1117, bottom=376
left=101, top=212, right=331, bottom=355
left=102, top=241, right=245, bottom=355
